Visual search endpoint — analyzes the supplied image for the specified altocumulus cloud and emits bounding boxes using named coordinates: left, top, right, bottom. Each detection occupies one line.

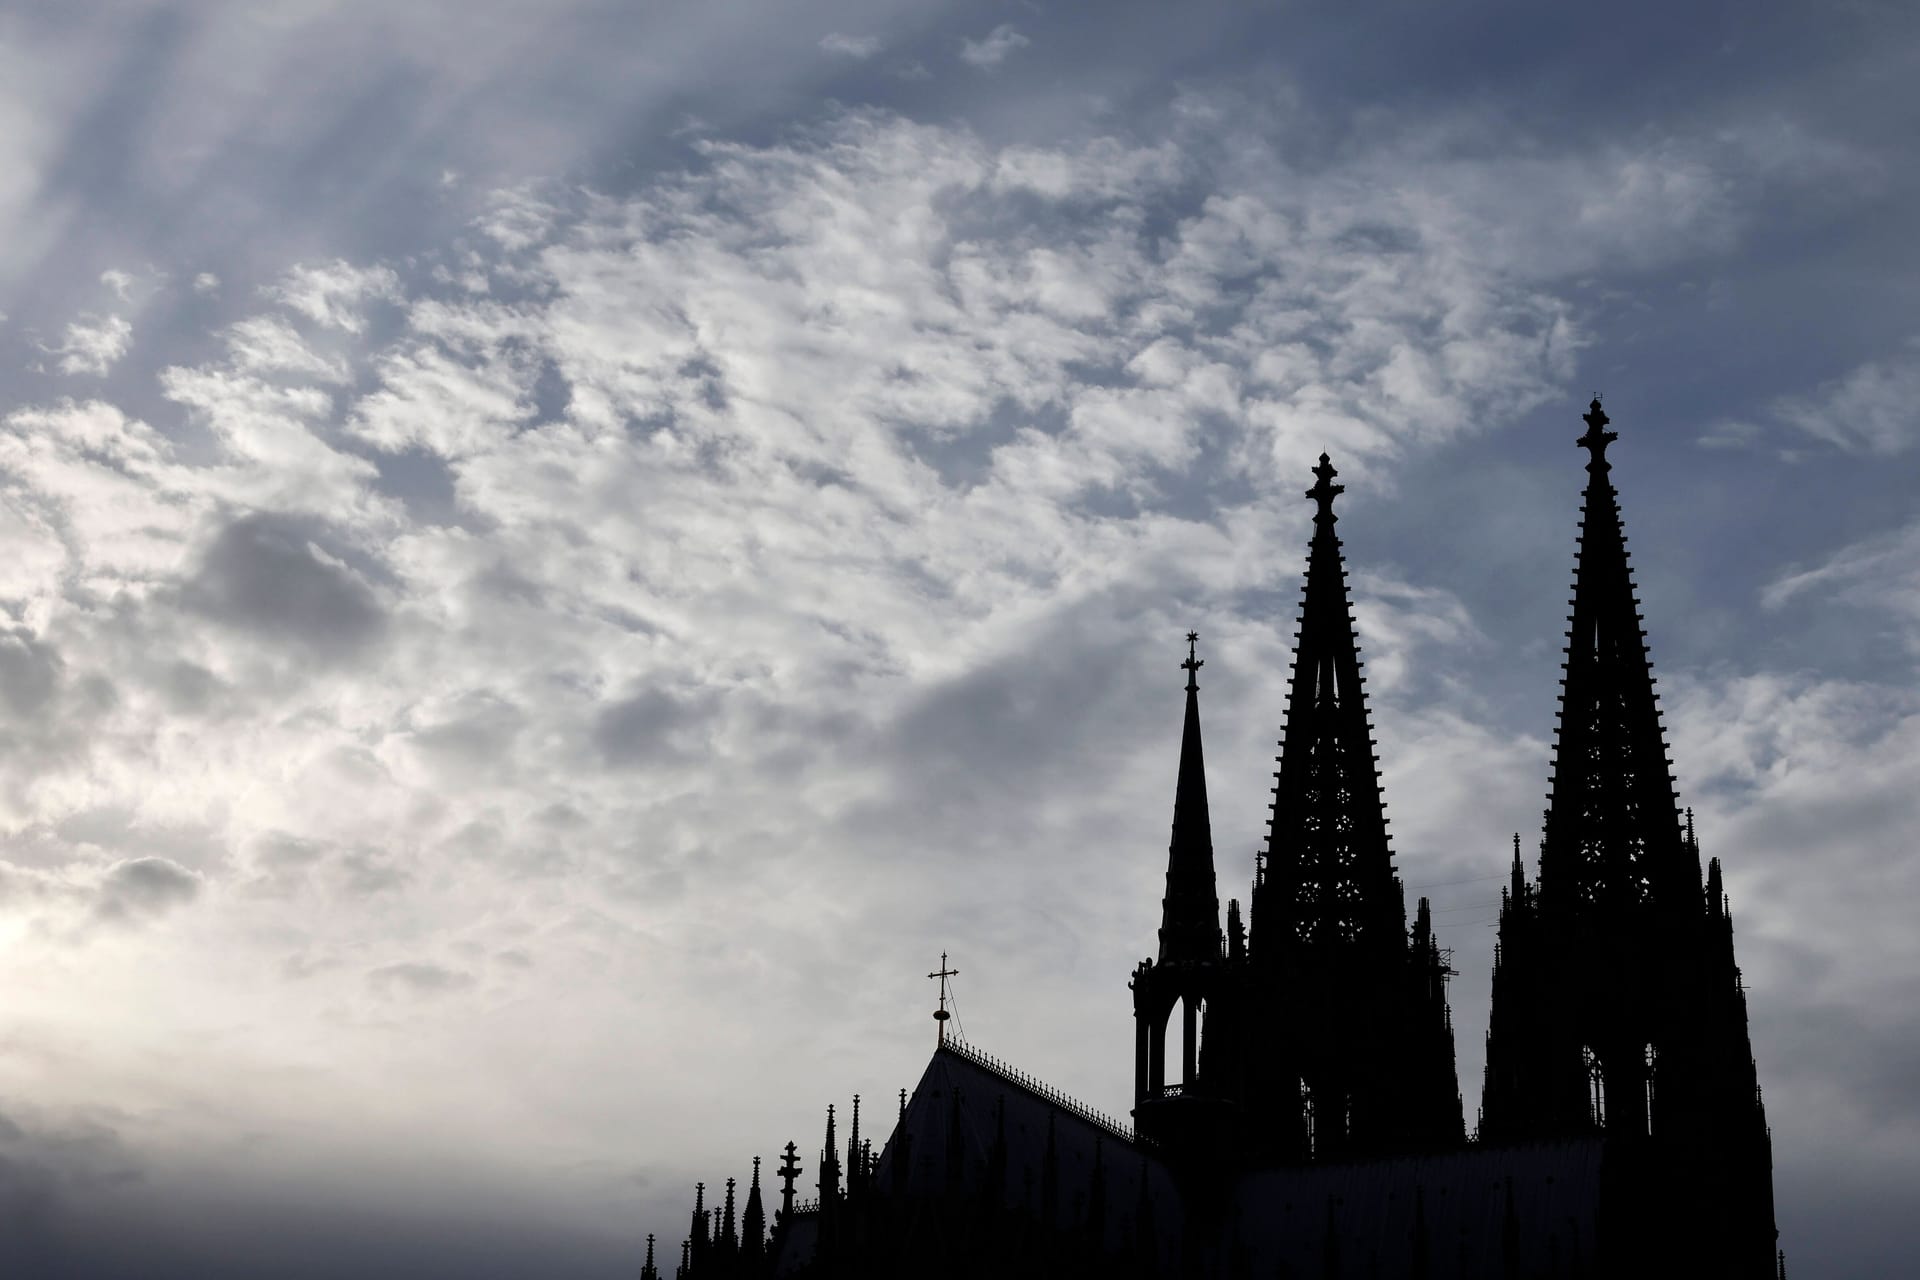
left=48, top=314, right=131, bottom=377
left=0, top=99, right=1905, bottom=1275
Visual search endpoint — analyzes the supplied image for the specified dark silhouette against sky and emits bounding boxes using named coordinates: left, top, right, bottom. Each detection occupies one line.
left=0, top=3, right=1914, bottom=1275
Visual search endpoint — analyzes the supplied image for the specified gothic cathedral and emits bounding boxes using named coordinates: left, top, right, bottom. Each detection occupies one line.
left=647, top=402, right=1782, bottom=1279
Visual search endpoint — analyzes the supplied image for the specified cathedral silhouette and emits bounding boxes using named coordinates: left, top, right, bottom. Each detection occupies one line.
left=643, top=401, right=1782, bottom=1278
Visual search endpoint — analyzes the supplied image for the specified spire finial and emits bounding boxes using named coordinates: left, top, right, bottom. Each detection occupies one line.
left=929, top=952, right=958, bottom=1044
left=1307, top=452, right=1344, bottom=523
left=1578, top=396, right=1617, bottom=471
left=1182, top=631, right=1203, bottom=692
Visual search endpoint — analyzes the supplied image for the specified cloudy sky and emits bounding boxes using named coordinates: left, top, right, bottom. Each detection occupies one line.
left=0, top=2, right=1915, bottom=1275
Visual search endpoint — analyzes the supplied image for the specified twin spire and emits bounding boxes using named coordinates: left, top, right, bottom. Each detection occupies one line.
left=1262, top=452, right=1399, bottom=951
left=1543, top=398, right=1689, bottom=914
left=1160, top=450, right=1397, bottom=961
left=1143, top=448, right=1463, bottom=1158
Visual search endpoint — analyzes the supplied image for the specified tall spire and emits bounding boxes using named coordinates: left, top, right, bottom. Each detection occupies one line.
left=687, top=1182, right=708, bottom=1274
left=641, top=1233, right=659, bottom=1280
left=1261, top=453, right=1400, bottom=950
left=1159, top=631, right=1222, bottom=964
left=846, top=1094, right=862, bottom=1198
left=1480, top=401, right=1777, bottom=1271
left=1542, top=399, right=1688, bottom=916
left=819, top=1104, right=840, bottom=1201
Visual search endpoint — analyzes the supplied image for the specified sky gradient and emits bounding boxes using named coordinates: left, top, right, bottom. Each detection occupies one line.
left=0, top=3, right=1916, bottom=1276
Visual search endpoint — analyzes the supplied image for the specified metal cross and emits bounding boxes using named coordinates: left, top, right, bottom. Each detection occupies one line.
left=928, top=951, right=958, bottom=1045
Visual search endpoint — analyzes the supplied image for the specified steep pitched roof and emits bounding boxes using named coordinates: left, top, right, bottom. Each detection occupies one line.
left=767, top=1040, right=1182, bottom=1273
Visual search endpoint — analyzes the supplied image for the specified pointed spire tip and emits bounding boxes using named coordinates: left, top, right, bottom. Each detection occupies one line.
left=1307, top=453, right=1344, bottom=522
left=1578, top=396, right=1617, bottom=468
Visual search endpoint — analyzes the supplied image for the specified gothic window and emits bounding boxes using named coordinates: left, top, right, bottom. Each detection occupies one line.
left=1583, top=1046, right=1606, bottom=1129
left=1643, top=1043, right=1658, bottom=1136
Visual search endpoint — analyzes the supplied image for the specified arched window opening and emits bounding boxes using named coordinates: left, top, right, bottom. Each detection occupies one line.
left=1583, top=1046, right=1606, bottom=1129
left=1174, top=996, right=1198, bottom=1088
left=1643, top=1043, right=1658, bottom=1137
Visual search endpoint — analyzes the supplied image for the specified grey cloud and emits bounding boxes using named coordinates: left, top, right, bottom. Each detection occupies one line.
left=93, top=857, right=200, bottom=924
left=819, top=33, right=882, bottom=60
left=857, top=602, right=1165, bottom=857
left=1755, top=995, right=1920, bottom=1130
left=335, top=851, right=409, bottom=898
left=1710, top=339, right=1920, bottom=458
left=251, top=833, right=327, bottom=873
left=247, top=832, right=412, bottom=900
left=410, top=695, right=526, bottom=767
left=960, top=24, right=1029, bottom=70
left=0, top=862, right=75, bottom=914
left=179, top=513, right=386, bottom=660
left=368, top=961, right=476, bottom=996
left=157, top=659, right=225, bottom=714
left=1773, top=340, right=1920, bottom=455
left=591, top=687, right=716, bottom=767
left=0, top=628, right=62, bottom=715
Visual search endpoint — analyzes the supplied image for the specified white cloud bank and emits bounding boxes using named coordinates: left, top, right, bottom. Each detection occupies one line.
left=0, top=103, right=1893, bottom=1268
